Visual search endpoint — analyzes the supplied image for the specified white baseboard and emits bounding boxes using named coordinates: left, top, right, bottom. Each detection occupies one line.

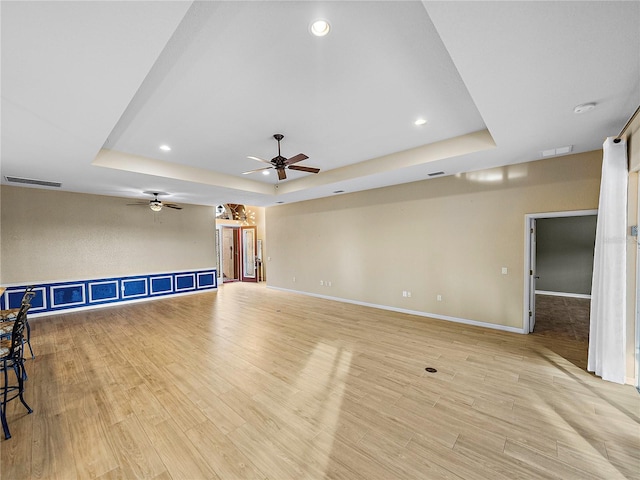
left=536, top=290, right=591, bottom=299
left=268, top=286, right=526, bottom=334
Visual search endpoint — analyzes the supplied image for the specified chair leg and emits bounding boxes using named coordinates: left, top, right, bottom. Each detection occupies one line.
left=1, top=407, right=9, bottom=440
left=16, top=361, right=32, bottom=414
left=1, top=365, right=10, bottom=440
left=25, top=320, right=35, bottom=360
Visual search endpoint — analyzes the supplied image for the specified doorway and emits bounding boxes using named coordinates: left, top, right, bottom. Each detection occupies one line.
left=524, top=210, right=597, bottom=333
left=218, top=225, right=258, bottom=284
left=221, top=227, right=240, bottom=283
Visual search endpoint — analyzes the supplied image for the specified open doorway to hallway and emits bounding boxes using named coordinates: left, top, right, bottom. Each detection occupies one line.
left=525, top=210, right=597, bottom=335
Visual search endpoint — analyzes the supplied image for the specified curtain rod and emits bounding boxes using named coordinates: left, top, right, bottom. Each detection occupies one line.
left=613, top=105, right=640, bottom=143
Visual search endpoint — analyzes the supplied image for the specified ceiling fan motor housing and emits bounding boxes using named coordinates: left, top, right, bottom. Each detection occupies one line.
left=272, top=155, right=287, bottom=167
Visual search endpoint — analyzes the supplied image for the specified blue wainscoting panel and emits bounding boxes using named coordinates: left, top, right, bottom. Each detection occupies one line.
left=122, top=277, right=148, bottom=299
left=175, top=273, right=196, bottom=292
left=4, top=286, right=47, bottom=312
left=51, top=283, right=86, bottom=309
left=89, top=280, right=119, bottom=304
left=0, top=269, right=216, bottom=316
left=150, top=276, right=173, bottom=295
left=197, top=272, right=216, bottom=288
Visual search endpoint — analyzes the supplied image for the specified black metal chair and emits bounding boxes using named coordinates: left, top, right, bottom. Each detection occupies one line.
left=0, top=287, right=35, bottom=359
left=0, top=302, right=33, bottom=440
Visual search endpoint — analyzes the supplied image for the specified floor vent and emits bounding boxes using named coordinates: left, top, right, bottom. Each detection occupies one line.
left=4, top=176, right=62, bottom=188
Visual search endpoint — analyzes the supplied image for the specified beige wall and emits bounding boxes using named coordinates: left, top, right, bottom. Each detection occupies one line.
left=1, top=186, right=216, bottom=284
left=266, top=151, right=602, bottom=330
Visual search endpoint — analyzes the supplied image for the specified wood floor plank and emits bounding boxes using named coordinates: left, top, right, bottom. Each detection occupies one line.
left=504, top=439, right=617, bottom=480
left=67, top=404, right=119, bottom=479
left=185, top=419, right=267, bottom=480
left=1, top=282, right=638, bottom=479
left=141, top=418, right=219, bottom=480
left=105, top=414, right=167, bottom=479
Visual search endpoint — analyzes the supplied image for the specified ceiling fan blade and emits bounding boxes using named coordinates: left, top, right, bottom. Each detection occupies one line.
left=277, top=168, right=287, bottom=180
left=288, top=165, right=320, bottom=174
left=247, top=155, right=273, bottom=166
left=242, top=166, right=273, bottom=175
left=164, top=204, right=182, bottom=210
left=285, top=153, right=309, bottom=166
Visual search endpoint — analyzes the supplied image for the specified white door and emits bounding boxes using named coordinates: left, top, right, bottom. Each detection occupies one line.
left=529, top=218, right=538, bottom=332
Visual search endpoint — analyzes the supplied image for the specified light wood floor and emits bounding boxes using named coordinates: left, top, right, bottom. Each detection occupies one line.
left=1, top=282, right=638, bottom=479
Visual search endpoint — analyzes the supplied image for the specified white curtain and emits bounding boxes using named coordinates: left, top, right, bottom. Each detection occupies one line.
left=588, top=137, right=628, bottom=384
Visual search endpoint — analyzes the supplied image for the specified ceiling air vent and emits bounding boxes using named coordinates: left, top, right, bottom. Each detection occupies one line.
left=428, top=171, right=445, bottom=177
left=4, top=176, right=62, bottom=188
left=541, top=145, right=573, bottom=158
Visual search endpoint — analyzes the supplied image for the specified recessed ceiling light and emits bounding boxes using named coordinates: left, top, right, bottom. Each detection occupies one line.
left=159, top=145, right=171, bottom=151
left=310, top=19, right=330, bottom=37
left=262, top=170, right=270, bottom=176
left=414, top=118, right=427, bottom=126
left=573, top=103, right=596, bottom=114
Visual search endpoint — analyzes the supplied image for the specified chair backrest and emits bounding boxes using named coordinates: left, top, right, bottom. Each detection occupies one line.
left=21, top=286, right=36, bottom=307
left=6, top=303, right=30, bottom=360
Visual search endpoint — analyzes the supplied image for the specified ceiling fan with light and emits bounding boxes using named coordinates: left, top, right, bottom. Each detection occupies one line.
left=243, top=134, right=320, bottom=180
left=127, top=191, right=182, bottom=211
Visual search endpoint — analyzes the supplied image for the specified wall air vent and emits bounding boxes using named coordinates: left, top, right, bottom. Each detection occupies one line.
left=428, top=171, right=445, bottom=177
left=4, top=176, right=62, bottom=188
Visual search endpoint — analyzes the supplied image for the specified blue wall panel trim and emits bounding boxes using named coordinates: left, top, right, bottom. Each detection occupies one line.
left=51, top=283, right=86, bottom=308
left=122, top=278, right=148, bottom=298
left=1, top=269, right=216, bottom=315
left=4, top=287, right=47, bottom=311
left=89, top=280, right=119, bottom=303
left=197, top=272, right=215, bottom=288
left=151, top=276, right=173, bottom=295
left=176, top=274, right=195, bottom=291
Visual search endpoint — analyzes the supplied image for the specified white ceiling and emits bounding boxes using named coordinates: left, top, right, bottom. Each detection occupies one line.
left=2, top=1, right=639, bottom=208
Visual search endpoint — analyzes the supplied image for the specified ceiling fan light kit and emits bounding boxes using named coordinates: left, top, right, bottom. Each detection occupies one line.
left=127, top=192, right=182, bottom=211
left=244, top=134, right=321, bottom=180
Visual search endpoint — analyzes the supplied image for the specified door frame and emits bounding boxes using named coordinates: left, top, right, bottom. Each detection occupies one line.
left=220, top=226, right=241, bottom=283
left=240, top=226, right=258, bottom=283
left=216, top=224, right=258, bottom=283
left=523, top=209, right=598, bottom=333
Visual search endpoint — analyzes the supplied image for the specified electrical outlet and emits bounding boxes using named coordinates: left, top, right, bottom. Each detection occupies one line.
left=437, top=294, right=442, bottom=301
left=407, top=291, right=411, bottom=297
left=501, top=267, right=508, bottom=275
left=320, top=280, right=324, bottom=286
left=402, top=291, right=407, bottom=297
left=293, top=276, right=296, bottom=282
